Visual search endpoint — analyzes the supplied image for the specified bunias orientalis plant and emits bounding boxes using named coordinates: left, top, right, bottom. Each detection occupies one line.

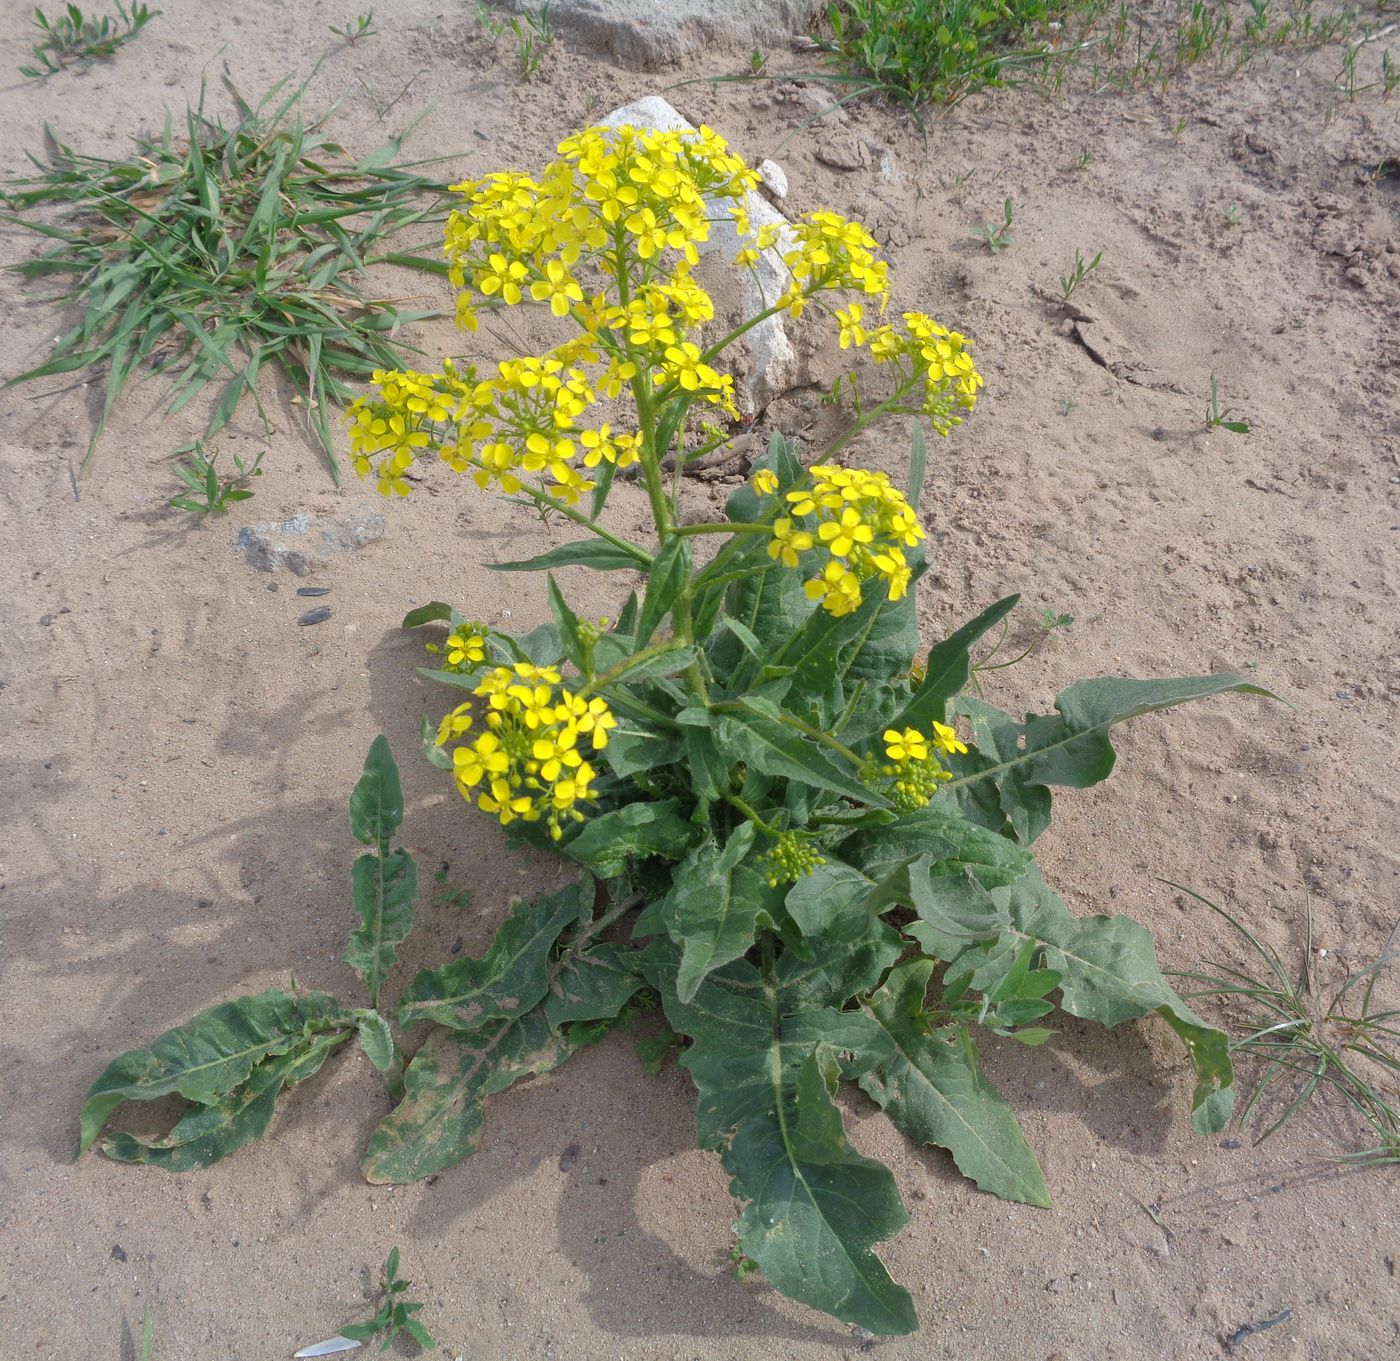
left=79, top=124, right=1274, bottom=1337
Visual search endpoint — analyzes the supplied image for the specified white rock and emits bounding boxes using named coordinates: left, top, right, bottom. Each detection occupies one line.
left=757, top=158, right=788, bottom=200
left=597, top=97, right=801, bottom=412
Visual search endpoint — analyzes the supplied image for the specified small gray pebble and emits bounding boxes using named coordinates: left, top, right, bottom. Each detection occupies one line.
left=297, top=606, right=332, bottom=626
left=296, top=586, right=331, bottom=597
left=559, top=1143, right=581, bottom=1173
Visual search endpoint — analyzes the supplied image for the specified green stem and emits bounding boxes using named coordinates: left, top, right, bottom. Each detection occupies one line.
left=581, top=640, right=692, bottom=698
left=674, top=521, right=770, bottom=537
left=822, top=384, right=923, bottom=461
left=726, top=793, right=779, bottom=839
left=505, top=480, right=653, bottom=564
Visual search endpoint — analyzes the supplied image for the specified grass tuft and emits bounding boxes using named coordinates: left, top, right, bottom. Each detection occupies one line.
left=2, top=74, right=452, bottom=483
left=1168, top=881, right=1400, bottom=1160
left=19, top=0, right=158, bottom=79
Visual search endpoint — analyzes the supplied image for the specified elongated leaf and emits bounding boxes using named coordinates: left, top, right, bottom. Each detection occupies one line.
left=952, top=674, right=1276, bottom=842
left=892, top=594, right=1020, bottom=731
left=547, top=574, right=585, bottom=671
left=927, top=868, right=1234, bottom=1133
left=632, top=825, right=772, bottom=1003
left=732, top=1048, right=918, bottom=1335
left=635, top=536, right=691, bottom=649
left=102, top=1032, right=347, bottom=1171
left=348, top=735, right=403, bottom=849
left=714, top=702, right=887, bottom=809
left=346, top=849, right=417, bottom=1010
left=639, top=942, right=915, bottom=1335
left=858, top=961, right=1051, bottom=1206
left=344, top=738, right=417, bottom=1008
left=79, top=989, right=352, bottom=1154
left=489, top=539, right=648, bottom=572
left=361, top=1012, right=571, bottom=1183
left=398, top=882, right=582, bottom=1030
left=560, top=799, right=698, bottom=878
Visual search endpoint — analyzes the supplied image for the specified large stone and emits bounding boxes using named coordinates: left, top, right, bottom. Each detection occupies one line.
left=598, top=96, right=802, bottom=412
left=499, top=0, right=819, bottom=68
left=235, top=508, right=384, bottom=575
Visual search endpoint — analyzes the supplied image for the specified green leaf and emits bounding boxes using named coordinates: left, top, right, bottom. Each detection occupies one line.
left=635, top=536, right=691, bottom=649
left=79, top=989, right=352, bottom=1155
left=951, top=674, right=1277, bottom=842
left=633, top=825, right=771, bottom=1003
left=357, top=1011, right=397, bottom=1072
left=929, top=868, right=1234, bottom=1133
left=344, top=739, right=417, bottom=1009
left=348, top=735, right=404, bottom=849
left=893, top=594, right=1020, bottom=731
left=102, top=1032, right=347, bottom=1171
left=398, top=881, right=583, bottom=1030
left=400, top=601, right=454, bottom=630
left=489, top=539, right=648, bottom=572
left=907, top=419, right=927, bottom=511
left=858, top=961, right=1051, bottom=1206
left=541, top=941, right=644, bottom=1028
left=361, top=1012, right=571, bottom=1183
left=714, top=702, right=887, bottom=809
left=547, top=574, right=585, bottom=671
left=346, top=848, right=418, bottom=1012
left=559, top=799, right=699, bottom=878
left=731, top=1048, right=918, bottom=1335
left=638, top=940, right=916, bottom=1334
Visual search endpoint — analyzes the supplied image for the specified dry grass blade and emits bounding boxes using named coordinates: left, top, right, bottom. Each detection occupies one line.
left=1164, top=879, right=1400, bottom=1161
left=1, top=73, right=453, bottom=484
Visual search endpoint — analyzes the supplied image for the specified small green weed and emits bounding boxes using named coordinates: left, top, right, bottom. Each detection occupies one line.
left=745, top=47, right=769, bottom=76
left=329, top=11, right=377, bottom=43
left=812, top=0, right=1062, bottom=108
left=1055, top=395, right=1077, bottom=416
left=1, top=76, right=449, bottom=481
left=1170, top=884, right=1400, bottom=1158
left=19, top=0, right=157, bottom=77
left=1066, top=147, right=1095, bottom=171
left=140, top=1306, right=154, bottom=1361
left=1205, top=373, right=1250, bottom=433
left=972, top=197, right=1015, bottom=253
left=509, top=2, right=554, bottom=78
left=1058, top=247, right=1102, bottom=300
left=168, top=442, right=264, bottom=515
left=340, top=1248, right=436, bottom=1353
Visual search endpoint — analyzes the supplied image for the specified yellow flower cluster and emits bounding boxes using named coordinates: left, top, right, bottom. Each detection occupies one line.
left=346, top=356, right=644, bottom=505
left=759, top=464, right=926, bottom=617
left=771, top=210, right=890, bottom=317
left=863, top=311, right=984, bottom=435
left=879, top=721, right=969, bottom=812
left=434, top=663, right=618, bottom=839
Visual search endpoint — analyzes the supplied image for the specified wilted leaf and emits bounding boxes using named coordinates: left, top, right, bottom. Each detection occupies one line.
left=362, top=1013, right=570, bottom=1183
left=79, top=988, right=352, bottom=1155
left=398, top=882, right=582, bottom=1030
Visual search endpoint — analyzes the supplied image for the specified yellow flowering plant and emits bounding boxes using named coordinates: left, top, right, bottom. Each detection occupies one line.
left=77, top=124, right=1275, bottom=1338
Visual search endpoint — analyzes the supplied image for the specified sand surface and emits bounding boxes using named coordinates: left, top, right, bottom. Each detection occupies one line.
left=1, top=1, right=1398, bottom=1357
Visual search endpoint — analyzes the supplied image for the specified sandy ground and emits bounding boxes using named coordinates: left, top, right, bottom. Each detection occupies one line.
left=1, top=0, right=1399, bottom=1357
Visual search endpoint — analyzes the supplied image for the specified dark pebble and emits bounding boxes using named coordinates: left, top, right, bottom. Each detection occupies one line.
left=450, top=936, right=464, bottom=955
left=39, top=613, right=54, bottom=626
left=110, top=1244, right=127, bottom=1262
left=297, top=606, right=332, bottom=626
left=296, top=586, right=332, bottom=597
left=559, top=1143, right=581, bottom=1173
left=266, top=582, right=278, bottom=591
